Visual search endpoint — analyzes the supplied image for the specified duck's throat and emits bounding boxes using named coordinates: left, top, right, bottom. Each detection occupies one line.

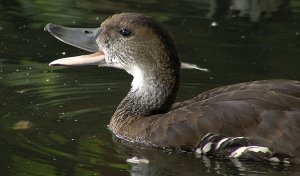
left=112, top=66, right=180, bottom=120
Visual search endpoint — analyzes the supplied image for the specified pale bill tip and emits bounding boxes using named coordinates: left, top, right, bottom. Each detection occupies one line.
left=49, top=59, right=67, bottom=66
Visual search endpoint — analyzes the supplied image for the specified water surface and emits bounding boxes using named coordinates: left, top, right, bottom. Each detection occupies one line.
left=1, top=0, right=300, bottom=175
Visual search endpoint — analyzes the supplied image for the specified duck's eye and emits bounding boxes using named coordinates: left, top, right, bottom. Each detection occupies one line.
left=119, top=28, right=131, bottom=37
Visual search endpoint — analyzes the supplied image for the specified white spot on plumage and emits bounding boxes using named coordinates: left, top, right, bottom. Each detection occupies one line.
left=197, top=133, right=294, bottom=163
left=247, top=146, right=270, bottom=153
left=283, top=159, right=290, bottom=164
left=195, top=148, right=202, bottom=154
left=268, top=157, right=280, bottom=162
left=128, top=66, right=144, bottom=91
left=215, top=137, right=229, bottom=150
left=230, top=147, right=247, bottom=158
left=201, top=133, right=212, bottom=140
left=202, top=142, right=212, bottom=153
left=232, top=137, right=245, bottom=140
left=229, top=146, right=271, bottom=158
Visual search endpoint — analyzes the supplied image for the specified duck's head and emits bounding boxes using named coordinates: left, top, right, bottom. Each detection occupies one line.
left=45, top=13, right=181, bottom=86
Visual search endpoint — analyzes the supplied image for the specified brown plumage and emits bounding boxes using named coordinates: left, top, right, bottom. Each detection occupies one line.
left=45, top=13, right=300, bottom=162
left=111, top=80, right=300, bottom=156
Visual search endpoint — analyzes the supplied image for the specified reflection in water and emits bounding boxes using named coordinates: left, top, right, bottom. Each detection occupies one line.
left=0, top=60, right=129, bottom=175
left=116, top=136, right=298, bottom=175
left=129, top=163, right=156, bottom=176
left=126, top=150, right=295, bottom=176
left=1, top=0, right=300, bottom=175
left=208, top=0, right=291, bottom=22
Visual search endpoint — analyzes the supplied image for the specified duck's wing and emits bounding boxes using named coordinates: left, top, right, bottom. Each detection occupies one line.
left=149, top=80, right=300, bottom=157
left=171, top=79, right=300, bottom=109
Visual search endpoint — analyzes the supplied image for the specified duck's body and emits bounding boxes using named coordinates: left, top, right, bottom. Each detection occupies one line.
left=45, top=13, right=300, bottom=162
left=111, top=79, right=300, bottom=156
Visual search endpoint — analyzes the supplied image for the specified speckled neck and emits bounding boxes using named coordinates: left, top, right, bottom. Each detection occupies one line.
left=116, top=62, right=179, bottom=117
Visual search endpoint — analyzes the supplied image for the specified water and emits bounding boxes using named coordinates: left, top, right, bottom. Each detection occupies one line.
left=1, top=0, right=300, bottom=175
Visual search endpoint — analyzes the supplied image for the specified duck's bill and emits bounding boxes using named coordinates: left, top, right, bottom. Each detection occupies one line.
left=44, top=23, right=106, bottom=66
left=49, top=51, right=105, bottom=66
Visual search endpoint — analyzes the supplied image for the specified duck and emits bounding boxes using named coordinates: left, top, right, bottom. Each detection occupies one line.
left=44, top=13, right=300, bottom=163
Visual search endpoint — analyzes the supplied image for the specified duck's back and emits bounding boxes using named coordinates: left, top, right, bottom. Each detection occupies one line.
left=148, top=80, right=300, bottom=158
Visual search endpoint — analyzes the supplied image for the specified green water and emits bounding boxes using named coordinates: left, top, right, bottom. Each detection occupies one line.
left=1, top=0, right=300, bottom=175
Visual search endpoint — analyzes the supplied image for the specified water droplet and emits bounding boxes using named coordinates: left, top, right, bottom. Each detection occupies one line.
left=16, top=69, right=20, bottom=72
left=16, top=90, right=25, bottom=94
left=96, top=16, right=99, bottom=20
left=46, top=79, right=50, bottom=82
left=210, top=21, right=218, bottom=27
left=62, top=52, right=66, bottom=55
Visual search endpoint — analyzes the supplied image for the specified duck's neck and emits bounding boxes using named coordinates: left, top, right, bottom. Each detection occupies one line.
left=117, top=65, right=180, bottom=116
left=109, top=57, right=180, bottom=131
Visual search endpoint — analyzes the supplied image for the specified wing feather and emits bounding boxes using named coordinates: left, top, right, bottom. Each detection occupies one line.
left=148, top=80, right=300, bottom=157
